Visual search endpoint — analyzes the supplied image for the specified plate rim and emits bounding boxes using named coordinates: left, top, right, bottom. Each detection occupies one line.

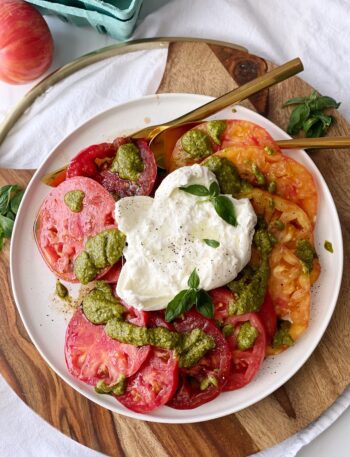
left=10, top=92, right=344, bottom=423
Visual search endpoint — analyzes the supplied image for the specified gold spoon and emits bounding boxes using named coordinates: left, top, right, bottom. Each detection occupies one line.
left=42, top=58, right=303, bottom=185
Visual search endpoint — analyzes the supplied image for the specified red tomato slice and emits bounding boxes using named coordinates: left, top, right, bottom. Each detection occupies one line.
left=65, top=309, right=150, bottom=386
left=168, top=310, right=231, bottom=410
left=100, top=138, right=157, bottom=198
left=66, top=142, right=116, bottom=180
left=67, top=138, right=157, bottom=198
left=99, top=260, right=122, bottom=284
left=35, top=176, right=116, bottom=282
left=223, top=313, right=266, bottom=391
left=257, top=294, right=277, bottom=344
left=117, top=347, right=179, bottom=413
left=209, top=287, right=236, bottom=323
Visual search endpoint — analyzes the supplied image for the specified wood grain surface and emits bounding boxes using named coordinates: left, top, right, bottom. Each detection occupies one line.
left=0, top=40, right=349, bottom=456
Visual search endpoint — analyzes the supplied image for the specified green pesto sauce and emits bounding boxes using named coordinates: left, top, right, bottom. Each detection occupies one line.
left=64, top=190, right=85, bottom=213
left=295, top=239, right=317, bottom=274
left=82, top=281, right=125, bottom=324
left=74, top=228, right=125, bottom=284
left=237, top=322, right=259, bottom=350
left=181, top=129, right=213, bottom=159
left=207, top=120, right=226, bottom=144
left=251, top=163, right=266, bottom=186
left=222, top=323, right=234, bottom=337
left=272, top=320, right=294, bottom=348
left=200, top=374, right=218, bottom=391
left=203, top=155, right=251, bottom=197
left=105, top=319, right=215, bottom=369
left=228, top=228, right=273, bottom=315
left=264, top=146, right=276, bottom=156
left=95, top=375, right=126, bottom=396
left=274, top=219, right=285, bottom=230
left=55, top=280, right=69, bottom=300
left=324, top=240, right=334, bottom=253
left=268, top=181, right=276, bottom=194
left=110, top=143, right=144, bottom=182
left=74, top=251, right=97, bottom=285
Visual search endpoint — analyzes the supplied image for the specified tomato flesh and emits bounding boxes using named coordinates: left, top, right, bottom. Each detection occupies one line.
left=67, top=138, right=157, bottom=198
left=168, top=310, right=231, bottom=409
left=65, top=309, right=150, bottom=386
left=36, top=176, right=116, bottom=282
left=117, top=347, right=179, bottom=413
left=223, top=313, right=266, bottom=391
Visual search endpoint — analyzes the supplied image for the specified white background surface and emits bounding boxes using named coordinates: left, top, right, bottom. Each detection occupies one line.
left=0, top=0, right=349, bottom=456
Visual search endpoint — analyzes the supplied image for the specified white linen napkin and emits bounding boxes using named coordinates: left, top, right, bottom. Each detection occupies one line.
left=0, top=1, right=349, bottom=456
left=0, top=48, right=168, bottom=168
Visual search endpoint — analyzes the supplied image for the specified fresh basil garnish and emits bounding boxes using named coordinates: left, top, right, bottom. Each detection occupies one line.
left=203, top=239, right=220, bottom=248
left=195, top=289, right=214, bottom=318
left=179, top=184, right=210, bottom=196
left=213, top=195, right=237, bottom=226
left=283, top=90, right=340, bottom=137
left=180, top=182, right=238, bottom=227
left=0, top=184, right=24, bottom=251
left=188, top=268, right=200, bottom=289
left=165, top=269, right=214, bottom=322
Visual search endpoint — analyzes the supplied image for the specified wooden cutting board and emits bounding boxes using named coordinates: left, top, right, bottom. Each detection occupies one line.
left=0, top=39, right=349, bottom=457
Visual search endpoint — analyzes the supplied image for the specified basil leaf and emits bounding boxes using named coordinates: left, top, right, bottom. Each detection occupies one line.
left=179, top=185, right=210, bottom=197
left=203, top=239, right=220, bottom=248
left=182, top=289, right=197, bottom=311
left=196, top=289, right=214, bottom=318
left=0, top=214, right=14, bottom=238
left=213, top=195, right=237, bottom=226
left=0, top=225, right=4, bottom=250
left=304, top=114, right=333, bottom=137
left=6, top=211, right=15, bottom=221
left=0, top=185, right=20, bottom=215
left=10, top=189, right=24, bottom=215
left=309, top=96, right=340, bottom=112
left=209, top=181, right=220, bottom=197
left=165, top=290, right=188, bottom=322
left=282, top=96, right=308, bottom=107
left=188, top=268, right=200, bottom=289
left=287, top=103, right=310, bottom=135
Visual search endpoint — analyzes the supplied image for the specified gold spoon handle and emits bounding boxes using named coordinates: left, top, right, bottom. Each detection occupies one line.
left=277, top=137, right=350, bottom=149
left=163, top=58, right=303, bottom=127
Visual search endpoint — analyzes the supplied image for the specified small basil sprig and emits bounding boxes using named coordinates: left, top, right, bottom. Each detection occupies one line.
left=203, top=239, right=220, bottom=248
left=0, top=185, right=24, bottom=251
left=179, top=182, right=237, bottom=226
left=283, top=90, right=341, bottom=137
left=165, top=269, right=214, bottom=322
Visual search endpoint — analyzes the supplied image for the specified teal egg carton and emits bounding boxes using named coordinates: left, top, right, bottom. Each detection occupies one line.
left=26, top=0, right=143, bottom=40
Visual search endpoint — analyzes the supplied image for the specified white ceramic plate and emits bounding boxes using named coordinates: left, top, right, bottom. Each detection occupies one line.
left=10, top=93, right=343, bottom=423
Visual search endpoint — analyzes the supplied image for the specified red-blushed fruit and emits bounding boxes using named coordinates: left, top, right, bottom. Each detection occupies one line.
left=0, top=0, right=54, bottom=84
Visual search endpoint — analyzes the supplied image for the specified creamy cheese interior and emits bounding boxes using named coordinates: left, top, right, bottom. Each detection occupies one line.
left=115, top=164, right=257, bottom=311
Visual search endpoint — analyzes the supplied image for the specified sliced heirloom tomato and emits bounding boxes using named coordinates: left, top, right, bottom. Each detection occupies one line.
left=223, top=313, right=266, bottom=391
left=116, top=347, right=179, bottom=413
left=99, top=260, right=122, bottom=284
left=65, top=309, right=150, bottom=386
left=168, top=310, right=231, bottom=410
left=209, top=287, right=235, bottom=323
left=168, top=120, right=277, bottom=171
left=35, top=176, right=116, bottom=282
left=214, top=144, right=317, bottom=224
left=67, top=137, right=157, bottom=198
left=257, top=293, right=277, bottom=345
left=247, top=188, right=320, bottom=343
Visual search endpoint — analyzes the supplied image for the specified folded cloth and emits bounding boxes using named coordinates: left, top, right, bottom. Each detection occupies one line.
left=0, top=375, right=103, bottom=457
left=0, top=48, right=167, bottom=168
